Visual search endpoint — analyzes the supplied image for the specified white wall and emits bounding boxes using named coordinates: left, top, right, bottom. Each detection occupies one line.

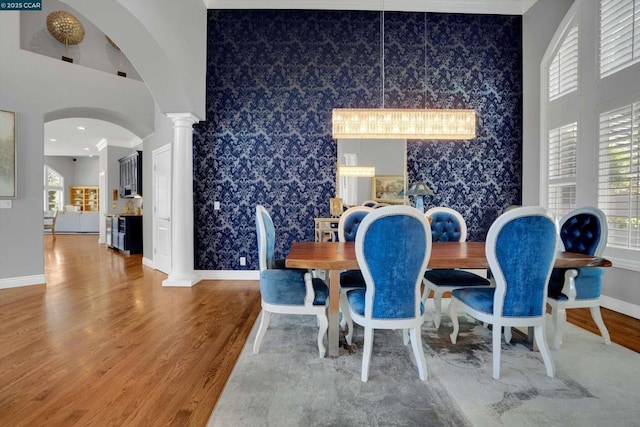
left=524, top=0, right=640, bottom=318
left=20, top=0, right=142, bottom=80
left=0, top=11, right=154, bottom=285
left=142, top=106, right=175, bottom=262
left=522, top=0, right=574, bottom=206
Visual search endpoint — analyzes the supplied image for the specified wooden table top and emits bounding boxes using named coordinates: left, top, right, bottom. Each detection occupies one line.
left=286, top=241, right=613, bottom=270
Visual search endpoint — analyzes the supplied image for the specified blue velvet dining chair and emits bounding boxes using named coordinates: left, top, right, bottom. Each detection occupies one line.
left=547, top=207, right=611, bottom=349
left=422, top=207, right=490, bottom=328
left=337, top=206, right=374, bottom=344
left=253, top=205, right=329, bottom=358
left=449, top=206, right=558, bottom=379
left=346, top=206, right=432, bottom=382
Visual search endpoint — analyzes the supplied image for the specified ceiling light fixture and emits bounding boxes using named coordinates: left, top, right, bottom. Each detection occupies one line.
left=332, top=2, right=476, bottom=140
left=49, top=138, right=57, bottom=142
left=77, top=126, right=86, bottom=130
left=337, top=165, right=376, bottom=177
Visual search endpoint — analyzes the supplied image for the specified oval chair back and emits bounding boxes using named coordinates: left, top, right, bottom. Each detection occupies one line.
left=425, top=207, right=467, bottom=242
left=449, top=206, right=558, bottom=379
left=256, top=205, right=276, bottom=272
left=347, top=205, right=432, bottom=381
left=338, top=206, right=374, bottom=242
left=559, top=207, right=607, bottom=257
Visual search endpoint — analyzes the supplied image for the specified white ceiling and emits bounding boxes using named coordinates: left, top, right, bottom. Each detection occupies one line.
left=204, top=0, right=538, bottom=15
left=44, top=118, right=140, bottom=158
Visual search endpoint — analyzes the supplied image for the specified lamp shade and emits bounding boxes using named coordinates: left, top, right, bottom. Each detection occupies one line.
left=406, top=182, right=434, bottom=196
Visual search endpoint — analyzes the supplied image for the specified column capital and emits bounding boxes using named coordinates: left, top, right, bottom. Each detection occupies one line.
left=167, top=112, right=201, bottom=126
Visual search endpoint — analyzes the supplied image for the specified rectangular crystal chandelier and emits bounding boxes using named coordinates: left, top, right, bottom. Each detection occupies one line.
left=332, top=108, right=476, bottom=140
left=337, top=165, right=376, bottom=177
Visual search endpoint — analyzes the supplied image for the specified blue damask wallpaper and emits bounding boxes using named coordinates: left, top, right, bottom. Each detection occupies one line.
left=194, top=10, right=522, bottom=271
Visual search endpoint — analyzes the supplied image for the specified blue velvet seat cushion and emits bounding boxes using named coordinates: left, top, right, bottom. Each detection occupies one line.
left=451, top=287, right=495, bottom=315
left=424, top=269, right=490, bottom=287
left=340, top=269, right=366, bottom=289
left=346, top=288, right=424, bottom=318
left=260, top=269, right=328, bottom=306
left=547, top=267, right=604, bottom=301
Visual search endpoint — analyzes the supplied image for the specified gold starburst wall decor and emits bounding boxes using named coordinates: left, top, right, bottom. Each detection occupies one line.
left=46, top=11, right=85, bottom=63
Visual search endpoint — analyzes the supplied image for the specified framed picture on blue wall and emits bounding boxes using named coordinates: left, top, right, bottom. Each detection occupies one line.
left=373, top=175, right=404, bottom=204
left=0, top=110, right=16, bottom=199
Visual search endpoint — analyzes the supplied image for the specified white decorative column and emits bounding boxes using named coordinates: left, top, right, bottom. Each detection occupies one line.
left=163, top=113, right=201, bottom=287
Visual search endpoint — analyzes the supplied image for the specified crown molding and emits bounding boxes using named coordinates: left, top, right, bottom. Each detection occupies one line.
left=204, top=0, right=537, bottom=15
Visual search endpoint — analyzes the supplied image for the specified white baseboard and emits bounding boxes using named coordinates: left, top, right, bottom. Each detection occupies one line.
left=198, top=270, right=260, bottom=281
left=142, top=257, right=154, bottom=268
left=0, top=274, right=46, bottom=290
left=438, top=295, right=640, bottom=321
left=601, top=295, right=640, bottom=320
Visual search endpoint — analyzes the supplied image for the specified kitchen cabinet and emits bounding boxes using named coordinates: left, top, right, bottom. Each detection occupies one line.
left=108, top=215, right=142, bottom=254
left=56, top=212, right=100, bottom=233
left=119, top=151, right=143, bottom=198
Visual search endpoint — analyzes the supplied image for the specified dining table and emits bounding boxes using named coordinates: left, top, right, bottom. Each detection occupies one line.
left=286, top=241, right=612, bottom=357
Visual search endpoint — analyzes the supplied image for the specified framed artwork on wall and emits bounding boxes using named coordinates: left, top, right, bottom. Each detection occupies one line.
left=0, top=110, right=16, bottom=199
left=372, top=175, right=404, bottom=204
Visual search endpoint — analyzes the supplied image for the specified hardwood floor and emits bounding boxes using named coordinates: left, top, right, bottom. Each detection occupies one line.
left=0, top=235, right=637, bottom=426
left=0, top=235, right=261, bottom=426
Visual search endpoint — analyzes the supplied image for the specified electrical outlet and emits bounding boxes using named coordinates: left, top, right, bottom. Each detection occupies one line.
left=240, top=257, right=246, bottom=266
left=214, top=201, right=220, bottom=210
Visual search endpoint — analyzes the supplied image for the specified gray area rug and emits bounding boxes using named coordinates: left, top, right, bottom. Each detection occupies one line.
left=209, top=302, right=640, bottom=427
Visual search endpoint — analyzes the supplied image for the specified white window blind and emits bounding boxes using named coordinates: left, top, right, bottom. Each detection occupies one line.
left=600, top=0, right=640, bottom=78
left=549, top=23, right=579, bottom=101
left=548, top=123, right=578, bottom=218
left=598, top=102, right=640, bottom=250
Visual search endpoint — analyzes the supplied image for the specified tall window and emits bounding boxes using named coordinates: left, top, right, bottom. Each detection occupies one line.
left=549, top=23, right=579, bottom=101
left=542, top=0, right=640, bottom=266
left=548, top=123, right=578, bottom=218
left=600, top=0, right=640, bottom=78
left=598, top=102, right=640, bottom=250
left=44, top=165, right=63, bottom=211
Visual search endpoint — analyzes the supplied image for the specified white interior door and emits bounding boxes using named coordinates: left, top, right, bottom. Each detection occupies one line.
left=153, top=144, right=172, bottom=274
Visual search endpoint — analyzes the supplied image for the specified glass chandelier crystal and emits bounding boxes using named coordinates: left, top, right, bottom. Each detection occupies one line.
left=332, top=108, right=476, bottom=140
left=337, top=165, right=376, bottom=177
left=332, top=4, right=476, bottom=140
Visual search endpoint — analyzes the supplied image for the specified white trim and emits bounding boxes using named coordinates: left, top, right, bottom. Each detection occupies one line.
left=198, top=270, right=260, bottom=281
left=601, top=295, right=640, bottom=320
left=142, top=257, right=154, bottom=268
left=162, top=275, right=202, bottom=287
left=0, top=274, right=46, bottom=289
left=204, top=0, right=532, bottom=15
left=605, top=256, right=640, bottom=272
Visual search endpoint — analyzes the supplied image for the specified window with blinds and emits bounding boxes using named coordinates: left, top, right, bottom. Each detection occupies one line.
left=548, top=123, right=578, bottom=218
left=598, top=102, right=640, bottom=250
left=600, top=0, right=640, bottom=78
left=44, top=165, right=64, bottom=211
left=549, top=23, right=579, bottom=101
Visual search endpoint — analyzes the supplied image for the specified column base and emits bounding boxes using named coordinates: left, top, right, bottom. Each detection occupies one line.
left=162, top=273, right=201, bottom=287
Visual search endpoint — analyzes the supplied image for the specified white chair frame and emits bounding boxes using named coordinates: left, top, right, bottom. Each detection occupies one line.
left=337, top=206, right=374, bottom=344
left=253, top=205, right=329, bottom=358
left=350, top=206, right=431, bottom=382
left=422, top=207, right=484, bottom=328
left=547, top=207, right=611, bottom=349
left=449, top=206, right=558, bottom=379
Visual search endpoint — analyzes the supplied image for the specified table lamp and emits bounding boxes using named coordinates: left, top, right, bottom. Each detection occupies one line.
left=406, top=182, right=434, bottom=212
